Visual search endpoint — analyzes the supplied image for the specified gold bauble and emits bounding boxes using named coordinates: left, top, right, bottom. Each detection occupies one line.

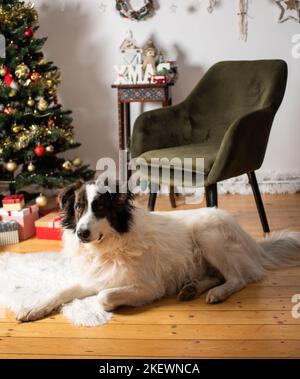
left=27, top=97, right=35, bottom=107
left=27, top=162, right=36, bottom=172
left=46, top=79, right=53, bottom=88
left=62, top=160, right=72, bottom=171
left=29, top=124, right=38, bottom=132
left=37, top=98, right=48, bottom=111
left=8, top=89, right=17, bottom=98
left=12, top=123, right=20, bottom=133
left=46, top=145, right=54, bottom=153
left=0, top=67, right=7, bottom=76
left=35, top=193, right=48, bottom=207
left=72, top=157, right=82, bottom=167
left=6, top=160, right=17, bottom=172
left=15, top=63, right=30, bottom=79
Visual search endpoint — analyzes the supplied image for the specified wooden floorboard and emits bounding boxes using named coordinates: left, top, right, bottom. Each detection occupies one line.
left=1, top=193, right=300, bottom=358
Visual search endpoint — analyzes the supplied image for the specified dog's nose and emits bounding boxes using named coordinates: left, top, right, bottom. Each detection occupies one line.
left=77, top=228, right=90, bottom=242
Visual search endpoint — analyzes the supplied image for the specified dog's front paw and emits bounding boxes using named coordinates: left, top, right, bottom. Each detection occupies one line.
left=16, top=304, right=56, bottom=322
left=206, top=288, right=224, bottom=304
left=177, top=282, right=198, bottom=302
left=97, top=290, right=117, bottom=312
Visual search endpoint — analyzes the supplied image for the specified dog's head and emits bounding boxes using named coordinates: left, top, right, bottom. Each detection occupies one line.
left=58, top=180, right=134, bottom=243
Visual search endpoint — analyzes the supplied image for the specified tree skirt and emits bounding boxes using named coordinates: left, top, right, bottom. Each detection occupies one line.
left=0, top=252, right=112, bottom=327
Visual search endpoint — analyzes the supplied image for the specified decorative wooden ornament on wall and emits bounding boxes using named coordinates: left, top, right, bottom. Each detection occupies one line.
left=115, top=0, right=155, bottom=21
left=207, top=0, right=217, bottom=13
left=275, top=0, right=300, bottom=23
left=238, top=0, right=249, bottom=42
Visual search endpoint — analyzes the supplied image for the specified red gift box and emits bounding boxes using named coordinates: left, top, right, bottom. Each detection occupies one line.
left=3, top=194, right=25, bottom=211
left=35, top=212, right=63, bottom=240
left=0, top=204, right=39, bottom=240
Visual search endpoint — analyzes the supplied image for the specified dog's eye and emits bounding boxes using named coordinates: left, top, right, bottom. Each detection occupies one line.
left=75, top=203, right=82, bottom=211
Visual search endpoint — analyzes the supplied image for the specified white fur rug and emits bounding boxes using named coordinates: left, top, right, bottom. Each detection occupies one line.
left=0, top=252, right=112, bottom=327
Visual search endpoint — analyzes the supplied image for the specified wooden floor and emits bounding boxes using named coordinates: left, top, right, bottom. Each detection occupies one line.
left=1, top=194, right=300, bottom=358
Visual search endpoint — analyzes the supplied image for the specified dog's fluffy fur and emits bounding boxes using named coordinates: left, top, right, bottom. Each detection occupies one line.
left=17, top=180, right=300, bottom=322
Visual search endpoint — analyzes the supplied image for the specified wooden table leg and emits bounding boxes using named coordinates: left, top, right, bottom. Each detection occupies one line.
left=125, top=102, right=131, bottom=178
left=162, top=99, right=176, bottom=208
left=125, top=102, right=131, bottom=149
left=118, top=98, right=125, bottom=150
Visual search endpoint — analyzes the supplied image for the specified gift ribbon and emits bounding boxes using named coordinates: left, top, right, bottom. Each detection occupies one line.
left=3, top=194, right=24, bottom=204
left=51, top=215, right=62, bottom=228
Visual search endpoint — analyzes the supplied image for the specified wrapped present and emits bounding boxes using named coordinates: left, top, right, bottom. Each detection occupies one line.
left=2, top=194, right=25, bottom=211
left=0, top=204, right=39, bottom=241
left=0, top=220, right=19, bottom=246
left=35, top=212, right=63, bottom=240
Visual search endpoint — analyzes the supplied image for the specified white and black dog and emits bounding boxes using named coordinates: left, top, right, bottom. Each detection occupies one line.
left=17, top=179, right=300, bottom=322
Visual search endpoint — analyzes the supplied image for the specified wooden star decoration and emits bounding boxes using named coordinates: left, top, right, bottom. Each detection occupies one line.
left=275, top=0, right=300, bottom=23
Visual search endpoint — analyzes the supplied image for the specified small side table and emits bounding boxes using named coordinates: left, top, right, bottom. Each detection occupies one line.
left=112, top=82, right=176, bottom=209
left=112, top=83, right=174, bottom=150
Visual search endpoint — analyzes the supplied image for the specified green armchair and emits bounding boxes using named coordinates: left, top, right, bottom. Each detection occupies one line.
left=130, top=60, right=288, bottom=233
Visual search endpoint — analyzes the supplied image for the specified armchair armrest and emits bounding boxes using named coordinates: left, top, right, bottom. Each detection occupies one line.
left=131, top=103, right=191, bottom=158
left=207, top=107, right=274, bottom=185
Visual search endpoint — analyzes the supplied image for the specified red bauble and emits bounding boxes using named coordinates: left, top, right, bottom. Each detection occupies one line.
left=24, top=28, right=33, bottom=38
left=34, top=145, right=46, bottom=157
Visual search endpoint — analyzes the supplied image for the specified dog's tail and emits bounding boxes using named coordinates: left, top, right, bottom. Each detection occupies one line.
left=258, top=231, right=300, bottom=270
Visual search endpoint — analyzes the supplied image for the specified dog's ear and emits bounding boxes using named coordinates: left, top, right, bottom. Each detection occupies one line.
left=58, top=181, right=84, bottom=210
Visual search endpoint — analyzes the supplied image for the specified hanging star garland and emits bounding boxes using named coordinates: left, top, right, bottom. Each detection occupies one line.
left=275, top=0, right=300, bottom=23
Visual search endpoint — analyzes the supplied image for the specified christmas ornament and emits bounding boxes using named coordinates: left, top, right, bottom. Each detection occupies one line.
left=24, top=27, right=33, bottom=38
left=46, top=145, right=54, bottom=153
left=15, top=63, right=30, bottom=79
left=5, top=160, right=17, bottom=172
left=48, top=119, right=54, bottom=126
left=116, top=0, right=154, bottom=21
left=8, top=89, right=17, bottom=97
left=207, top=0, right=216, bottom=13
left=46, top=79, right=53, bottom=87
left=3, top=106, right=14, bottom=115
left=62, top=160, right=72, bottom=171
left=12, top=123, right=21, bottom=133
left=27, top=96, right=35, bottom=107
left=37, top=97, right=48, bottom=111
left=16, top=133, right=30, bottom=150
left=27, top=162, right=36, bottom=172
left=2, top=65, right=18, bottom=90
left=275, top=0, right=300, bottom=23
left=29, top=124, right=38, bottom=132
left=238, top=0, right=249, bottom=42
left=34, top=145, right=46, bottom=157
left=30, top=71, right=40, bottom=81
left=72, top=157, right=82, bottom=167
left=35, top=193, right=48, bottom=207
left=0, top=66, right=7, bottom=76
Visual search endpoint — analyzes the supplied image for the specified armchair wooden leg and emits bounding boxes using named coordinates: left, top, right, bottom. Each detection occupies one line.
left=247, top=171, right=270, bottom=234
left=205, top=183, right=218, bottom=207
left=148, top=183, right=159, bottom=212
left=169, top=186, right=176, bottom=208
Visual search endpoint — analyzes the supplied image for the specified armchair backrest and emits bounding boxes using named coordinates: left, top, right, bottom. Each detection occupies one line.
left=185, top=60, right=288, bottom=144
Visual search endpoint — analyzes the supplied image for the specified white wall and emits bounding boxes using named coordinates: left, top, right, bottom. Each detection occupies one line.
left=33, top=0, right=300, bottom=175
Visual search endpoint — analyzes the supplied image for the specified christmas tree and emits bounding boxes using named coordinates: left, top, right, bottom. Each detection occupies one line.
left=0, top=0, right=94, bottom=193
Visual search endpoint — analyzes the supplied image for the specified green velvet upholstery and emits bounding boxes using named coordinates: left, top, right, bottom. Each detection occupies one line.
left=131, top=60, right=288, bottom=186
